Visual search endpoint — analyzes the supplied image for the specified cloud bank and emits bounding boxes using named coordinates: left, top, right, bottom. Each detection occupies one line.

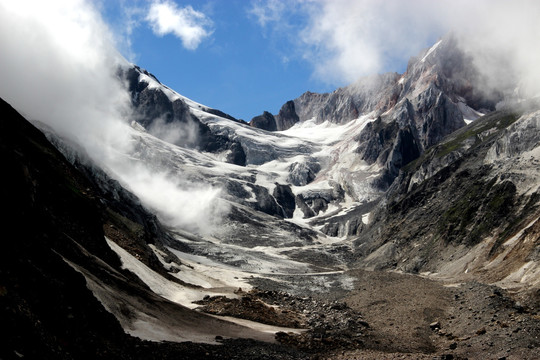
left=250, top=0, right=540, bottom=97
left=146, top=0, right=213, bottom=50
left=0, top=0, right=225, bottom=235
left=300, top=0, right=446, bottom=82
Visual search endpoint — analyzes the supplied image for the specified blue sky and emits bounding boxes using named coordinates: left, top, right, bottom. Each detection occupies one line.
left=2, top=1, right=537, bottom=123
left=96, top=0, right=540, bottom=122
left=100, top=0, right=436, bottom=121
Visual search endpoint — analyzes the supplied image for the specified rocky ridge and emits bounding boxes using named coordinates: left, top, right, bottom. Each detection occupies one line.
left=248, top=35, right=498, bottom=204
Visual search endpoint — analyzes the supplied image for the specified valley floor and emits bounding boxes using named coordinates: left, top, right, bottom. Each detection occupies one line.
left=325, top=269, right=539, bottom=359
left=194, top=269, right=539, bottom=359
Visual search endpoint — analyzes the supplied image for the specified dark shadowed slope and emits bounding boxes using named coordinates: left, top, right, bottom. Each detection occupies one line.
left=0, top=98, right=301, bottom=359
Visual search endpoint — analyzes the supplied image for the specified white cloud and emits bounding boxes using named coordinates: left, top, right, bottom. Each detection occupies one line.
left=110, top=161, right=228, bottom=235
left=264, top=0, right=540, bottom=98
left=0, top=0, right=226, bottom=235
left=299, top=0, right=447, bottom=83
left=146, top=0, right=213, bottom=50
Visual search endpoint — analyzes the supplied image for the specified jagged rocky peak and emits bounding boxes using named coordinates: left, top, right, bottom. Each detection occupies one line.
left=122, top=65, right=240, bottom=123
left=249, top=111, right=277, bottom=131
left=250, top=35, right=498, bottom=133
left=275, top=100, right=300, bottom=131
left=403, top=35, right=503, bottom=113
left=249, top=101, right=301, bottom=131
left=348, top=35, right=506, bottom=189
left=118, top=64, right=247, bottom=166
left=292, top=90, right=330, bottom=123
left=249, top=72, right=402, bottom=132
left=308, top=72, right=402, bottom=125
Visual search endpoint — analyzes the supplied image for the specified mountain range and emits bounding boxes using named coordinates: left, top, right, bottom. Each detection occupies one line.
left=1, top=35, right=539, bottom=359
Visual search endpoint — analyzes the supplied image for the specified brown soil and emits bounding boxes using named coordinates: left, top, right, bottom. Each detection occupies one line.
left=342, top=269, right=448, bottom=355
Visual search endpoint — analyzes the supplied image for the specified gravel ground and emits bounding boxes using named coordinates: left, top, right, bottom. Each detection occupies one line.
left=231, top=268, right=540, bottom=359
left=324, top=270, right=540, bottom=359
left=127, top=267, right=540, bottom=359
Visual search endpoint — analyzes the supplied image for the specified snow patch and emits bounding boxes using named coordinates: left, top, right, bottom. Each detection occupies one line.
left=457, top=101, right=484, bottom=124
left=362, top=212, right=370, bottom=225
left=421, top=40, right=442, bottom=63
left=106, top=238, right=236, bottom=308
left=138, top=71, right=207, bottom=111
left=166, top=246, right=254, bottom=290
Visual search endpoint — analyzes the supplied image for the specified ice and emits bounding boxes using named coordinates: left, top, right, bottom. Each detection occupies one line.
left=362, top=212, right=370, bottom=225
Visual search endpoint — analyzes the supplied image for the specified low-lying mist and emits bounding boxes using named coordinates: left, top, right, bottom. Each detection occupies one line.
left=0, top=0, right=226, bottom=235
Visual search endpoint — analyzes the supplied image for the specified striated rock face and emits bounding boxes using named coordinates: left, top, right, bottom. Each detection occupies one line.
left=295, top=73, right=401, bottom=125
left=320, top=217, right=364, bottom=238
left=486, top=109, right=540, bottom=161
left=273, top=184, right=296, bottom=218
left=246, top=183, right=284, bottom=217
left=292, top=91, right=330, bottom=123
left=354, top=117, right=421, bottom=189
left=410, top=85, right=465, bottom=150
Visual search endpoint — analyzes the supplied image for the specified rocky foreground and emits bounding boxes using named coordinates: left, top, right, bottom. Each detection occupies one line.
left=175, top=269, right=539, bottom=360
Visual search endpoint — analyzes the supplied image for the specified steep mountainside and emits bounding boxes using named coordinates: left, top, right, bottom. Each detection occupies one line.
left=0, top=98, right=292, bottom=359
left=113, top=37, right=490, bottom=234
left=353, top=100, right=540, bottom=305
left=121, top=65, right=247, bottom=166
